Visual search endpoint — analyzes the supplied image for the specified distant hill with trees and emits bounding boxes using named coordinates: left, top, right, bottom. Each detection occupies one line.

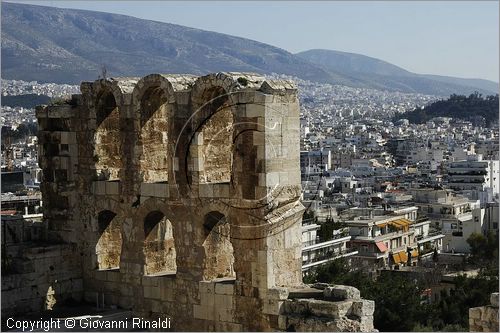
left=394, top=93, right=499, bottom=126
left=2, top=94, right=51, bottom=108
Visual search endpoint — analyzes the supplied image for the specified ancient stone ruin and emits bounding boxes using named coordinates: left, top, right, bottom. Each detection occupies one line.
left=4, top=72, right=375, bottom=331
left=469, top=292, right=499, bottom=332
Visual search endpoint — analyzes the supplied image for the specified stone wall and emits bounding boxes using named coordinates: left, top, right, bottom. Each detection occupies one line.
left=2, top=214, right=83, bottom=319
left=1, top=242, right=83, bottom=318
left=31, top=72, right=375, bottom=331
left=469, top=292, right=499, bottom=332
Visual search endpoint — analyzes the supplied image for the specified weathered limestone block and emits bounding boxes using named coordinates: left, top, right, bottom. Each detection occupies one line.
left=352, top=300, right=375, bottom=317
left=280, top=283, right=375, bottom=332
left=324, top=285, right=361, bottom=301
left=469, top=293, right=500, bottom=332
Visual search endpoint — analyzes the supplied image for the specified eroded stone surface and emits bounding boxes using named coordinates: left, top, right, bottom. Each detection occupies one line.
left=26, top=72, right=375, bottom=331
left=469, top=293, right=499, bottom=332
left=324, top=285, right=361, bottom=301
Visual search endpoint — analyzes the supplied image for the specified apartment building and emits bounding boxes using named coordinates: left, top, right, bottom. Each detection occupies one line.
left=301, top=222, right=357, bottom=273
left=445, top=155, right=499, bottom=202
left=345, top=215, right=419, bottom=269
left=300, top=149, right=332, bottom=173
left=411, top=188, right=480, bottom=253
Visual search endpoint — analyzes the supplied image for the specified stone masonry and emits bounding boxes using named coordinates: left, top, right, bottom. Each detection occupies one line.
left=30, top=72, right=375, bottom=331
left=469, top=292, right=499, bottom=332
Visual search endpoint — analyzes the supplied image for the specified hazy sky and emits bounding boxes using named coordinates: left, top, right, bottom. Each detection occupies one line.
left=7, top=1, right=500, bottom=82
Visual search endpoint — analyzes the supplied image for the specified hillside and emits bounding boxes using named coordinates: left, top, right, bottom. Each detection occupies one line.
left=296, top=49, right=499, bottom=95
left=393, top=93, right=499, bottom=126
left=1, top=2, right=498, bottom=96
left=1, top=2, right=333, bottom=85
left=1, top=94, right=52, bottom=108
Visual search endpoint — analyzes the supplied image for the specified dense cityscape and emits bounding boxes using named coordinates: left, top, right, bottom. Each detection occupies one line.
left=1, top=1, right=498, bottom=331
left=2, top=77, right=498, bottom=331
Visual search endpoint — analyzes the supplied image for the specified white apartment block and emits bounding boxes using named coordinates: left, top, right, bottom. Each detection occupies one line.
left=301, top=223, right=357, bottom=273
left=445, top=156, right=499, bottom=202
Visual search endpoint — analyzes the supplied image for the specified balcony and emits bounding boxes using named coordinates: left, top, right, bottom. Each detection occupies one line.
left=302, top=234, right=351, bottom=251
left=416, top=231, right=445, bottom=244
left=447, top=178, right=486, bottom=184
left=448, top=170, right=487, bottom=176
left=352, top=250, right=386, bottom=259
left=303, top=239, right=317, bottom=248
left=354, top=230, right=413, bottom=243
left=302, top=248, right=359, bottom=271
left=414, top=217, right=431, bottom=224
left=302, top=218, right=317, bottom=226
left=416, top=231, right=442, bottom=241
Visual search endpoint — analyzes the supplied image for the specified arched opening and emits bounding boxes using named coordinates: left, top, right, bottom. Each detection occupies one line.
left=191, top=87, right=234, bottom=184
left=95, top=89, right=121, bottom=180
left=96, top=210, right=122, bottom=270
left=139, top=87, right=169, bottom=183
left=202, top=211, right=235, bottom=280
left=143, top=211, right=176, bottom=276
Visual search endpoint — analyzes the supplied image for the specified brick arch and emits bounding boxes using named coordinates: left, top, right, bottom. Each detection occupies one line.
left=132, top=75, right=176, bottom=184
left=201, top=210, right=235, bottom=280
left=92, top=196, right=123, bottom=215
left=132, top=198, right=179, bottom=276
left=132, top=74, right=176, bottom=105
left=194, top=200, right=232, bottom=220
left=142, top=210, right=177, bottom=276
left=87, top=78, right=138, bottom=182
left=132, top=197, right=173, bottom=220
left=94, top=209, right=123, bottom=270
left=186, top=75, right=239, bottom=187
left=90, top=80, right=127, bottom=181
left=190, top=73, right=239, bottom=119
left=179, top=73, right=261, bottom=188
left=91, top=78, right=138, bottom=109
left=190, top=72, right=266, bottom=119
left=183, top=202, right=236, bottom=281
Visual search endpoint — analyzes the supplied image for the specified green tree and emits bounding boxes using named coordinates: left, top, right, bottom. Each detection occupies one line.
left=304, top=260, right=431, bottom=331
left=305, top=258, right=498, bottom=332
left=429, top=273, right=498, bottom=329
left=467, top=232, right=488, bottom=257
left=467, top=231, right=499, bottom=263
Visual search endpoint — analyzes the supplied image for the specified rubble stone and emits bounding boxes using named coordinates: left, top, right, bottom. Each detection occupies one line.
left=324, top=285, right=361, bottom=300
left=469, top=293, right=499, bottom=332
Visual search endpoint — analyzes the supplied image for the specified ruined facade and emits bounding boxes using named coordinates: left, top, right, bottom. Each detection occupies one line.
left=28, top=72, right=375, bottom=331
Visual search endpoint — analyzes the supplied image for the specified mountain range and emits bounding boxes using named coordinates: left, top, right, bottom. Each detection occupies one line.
left=1, top=2, right=498, bottom=96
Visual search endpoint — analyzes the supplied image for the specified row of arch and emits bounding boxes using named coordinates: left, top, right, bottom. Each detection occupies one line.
left=88, top=74, right=266, bottom=185
left=95, top=209, right=235, bottom=280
